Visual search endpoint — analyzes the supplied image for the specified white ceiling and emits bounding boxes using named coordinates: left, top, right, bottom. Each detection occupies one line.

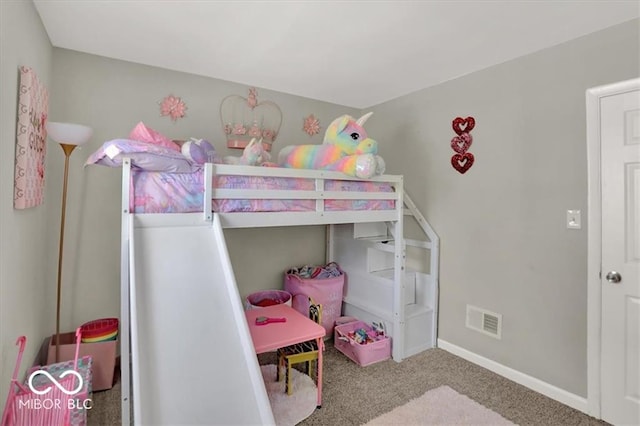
left=34, top=1, right=639, bottom=109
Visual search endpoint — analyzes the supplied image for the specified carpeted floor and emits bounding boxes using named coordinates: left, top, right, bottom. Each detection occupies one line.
left=88, top=344, right=609, bottom=425
left=362, top=385, right=515, bottom=425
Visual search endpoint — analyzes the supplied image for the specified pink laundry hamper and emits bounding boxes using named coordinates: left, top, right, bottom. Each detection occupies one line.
left=284, top=263, right=345, bottom=337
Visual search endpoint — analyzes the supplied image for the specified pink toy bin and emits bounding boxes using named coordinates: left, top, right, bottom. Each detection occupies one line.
left=47, top=332, right=117, bottom=391
left=245, top=290, right=292, bottom=309
left=334, top=320, right=391, bottom=367
left=284, top=265, right=345, bottom=337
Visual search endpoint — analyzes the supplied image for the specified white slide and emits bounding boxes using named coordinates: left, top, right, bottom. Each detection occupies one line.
left=128, top=214, right=274, bottom=425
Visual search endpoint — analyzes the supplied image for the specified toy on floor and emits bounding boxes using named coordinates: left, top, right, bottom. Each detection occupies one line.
left=224, top=137, right=271, bottom=165
left=277, top=112, right=385, bottom=178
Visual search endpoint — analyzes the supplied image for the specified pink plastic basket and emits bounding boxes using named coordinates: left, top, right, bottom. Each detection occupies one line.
left=245, top=290, right=292, bottom=309
left=80, top=317, right=119, bottom=342
left=334, top=320, right=391, bottom=366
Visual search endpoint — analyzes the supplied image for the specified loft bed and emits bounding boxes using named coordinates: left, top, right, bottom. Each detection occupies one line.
left=123, top=161, right=402, bottom=226
left=87, top=139, right=438, bottom=425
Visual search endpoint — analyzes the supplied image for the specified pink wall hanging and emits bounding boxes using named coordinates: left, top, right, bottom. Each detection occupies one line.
left=450, top=116, right=475, bottom=174
left=14, top=66, right=49, bottom=209
left=303, top=114, right=321, bottom=137
left=160, top=94, right=187, bottom=121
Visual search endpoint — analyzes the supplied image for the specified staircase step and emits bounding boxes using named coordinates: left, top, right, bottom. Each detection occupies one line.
left=356, top=235, right=431, bottom=251
left=406, top=304, right=434, bottom=319
left=370, top=268, right=418, bottom=281
left=342, top=296, right=393, bottom=323
left=404, top=238, right=432, bottom=249
left=355, top=235, right=393, bottom=243
left=353, top=222, right=388, bottom=239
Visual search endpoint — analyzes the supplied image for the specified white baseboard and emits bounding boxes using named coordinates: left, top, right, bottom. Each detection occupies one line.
left=437, top=339, right=590, bottom=415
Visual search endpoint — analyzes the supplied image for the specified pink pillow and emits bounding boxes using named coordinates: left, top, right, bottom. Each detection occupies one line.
left=129, top=122, right=180, bottom=151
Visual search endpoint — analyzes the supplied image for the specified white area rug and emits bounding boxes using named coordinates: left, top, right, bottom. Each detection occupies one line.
left=364, top=385, right=516, bottom=425
left=260, top=364, right=317, bottom=426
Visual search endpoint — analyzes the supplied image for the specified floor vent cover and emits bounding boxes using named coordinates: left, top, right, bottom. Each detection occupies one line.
left=466, top=305, right=502, bottom=339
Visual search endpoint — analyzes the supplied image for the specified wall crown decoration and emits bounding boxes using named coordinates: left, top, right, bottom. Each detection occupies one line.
left=220, top=87, right=282, bottom=152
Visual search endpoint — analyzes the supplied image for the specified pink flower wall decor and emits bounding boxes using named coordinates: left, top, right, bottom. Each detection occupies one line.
left=160, top=94, right=187, bottom=121
left=303, top=114, right=321, bottom=137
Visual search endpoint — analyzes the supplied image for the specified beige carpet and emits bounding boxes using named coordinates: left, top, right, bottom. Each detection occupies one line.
left=88, top=347, right=608, bottom=425
left=364, top=385, right=516, bottom=425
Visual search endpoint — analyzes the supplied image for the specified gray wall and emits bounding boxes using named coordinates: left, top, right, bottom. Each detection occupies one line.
left=368, top=19, right=639, bottom=396
left=49, top=48, right=358, bottom=330
left=0, top=0, right=54, bottom=408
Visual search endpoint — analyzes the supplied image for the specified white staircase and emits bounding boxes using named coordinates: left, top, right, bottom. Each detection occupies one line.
left=328, top=191, right=439, bottom=361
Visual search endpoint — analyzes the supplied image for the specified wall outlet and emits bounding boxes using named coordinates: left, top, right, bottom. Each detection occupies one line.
left=566, top=210, right=581, bottom=229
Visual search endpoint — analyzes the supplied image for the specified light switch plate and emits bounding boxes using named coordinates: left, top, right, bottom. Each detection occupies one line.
left=567, top=210, right=581, bottom=229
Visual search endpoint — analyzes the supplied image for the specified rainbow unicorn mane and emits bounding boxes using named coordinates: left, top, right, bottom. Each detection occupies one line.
left=277, top=112, right=385, bottom=179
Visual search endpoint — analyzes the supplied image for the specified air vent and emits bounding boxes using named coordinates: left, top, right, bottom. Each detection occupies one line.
left=466, top=305, right=502, bottom=339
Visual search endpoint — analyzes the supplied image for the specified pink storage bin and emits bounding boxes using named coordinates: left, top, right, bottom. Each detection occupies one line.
left=245, top=290, right=292, bottom=309
left=46, top=331, right=116, bottom=391
left=284, top=264, right=345, bottom=336
left=334, top=320, right=391, bottom=366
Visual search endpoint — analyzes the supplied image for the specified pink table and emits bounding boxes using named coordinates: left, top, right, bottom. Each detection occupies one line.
left=246, top=304, right=326, bottom=407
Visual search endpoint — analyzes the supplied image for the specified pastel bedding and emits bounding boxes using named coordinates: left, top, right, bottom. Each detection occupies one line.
left=130, top=170, right=395, bottom=213
left=87, top=136, right=395, bottom=214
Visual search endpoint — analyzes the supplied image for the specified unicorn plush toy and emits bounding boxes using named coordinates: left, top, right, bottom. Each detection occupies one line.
left=224, top=138, right=271, bottom=166
left=278, top=112, right=385, bottom=179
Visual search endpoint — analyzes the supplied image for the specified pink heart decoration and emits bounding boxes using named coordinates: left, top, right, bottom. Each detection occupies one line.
left=452, top=117, right=475, bottom=136
left=451, top=152, right=474, bottom=174
left=451, top=132, right=473, bottom=154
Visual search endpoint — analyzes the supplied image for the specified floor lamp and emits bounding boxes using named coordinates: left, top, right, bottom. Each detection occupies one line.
left=46, top=121, right=93, bottom=362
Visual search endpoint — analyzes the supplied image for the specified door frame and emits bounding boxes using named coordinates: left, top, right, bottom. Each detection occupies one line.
left=586, top=77, right=640, bottom=418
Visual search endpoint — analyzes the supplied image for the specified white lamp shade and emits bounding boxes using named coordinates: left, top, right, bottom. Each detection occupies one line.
left=46, top=122, right=93, bottom=146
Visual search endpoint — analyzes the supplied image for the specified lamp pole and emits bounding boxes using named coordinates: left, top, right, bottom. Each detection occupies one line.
left=55, top=143, right=78, bottom=362
left=46, top=121, right=93, bottom=363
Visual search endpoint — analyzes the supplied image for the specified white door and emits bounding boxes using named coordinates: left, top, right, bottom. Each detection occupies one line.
left=600, top=84, right=640, bottom=426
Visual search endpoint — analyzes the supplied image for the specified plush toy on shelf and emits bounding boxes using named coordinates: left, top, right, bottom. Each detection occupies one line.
left=224, top=137, right=271, bottom=166
left=277, top=112, right=385, bottom=179
left=181, top=138, right=218, bottom=165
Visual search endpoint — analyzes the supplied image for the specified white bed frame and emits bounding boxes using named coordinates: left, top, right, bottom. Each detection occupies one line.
left=119, top=160, right=439, bottom=425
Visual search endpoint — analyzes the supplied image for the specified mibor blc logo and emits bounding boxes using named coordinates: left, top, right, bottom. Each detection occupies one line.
left=28, top=370, right=84, bottom=395
left=19, top=369, right=92, bottom=410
